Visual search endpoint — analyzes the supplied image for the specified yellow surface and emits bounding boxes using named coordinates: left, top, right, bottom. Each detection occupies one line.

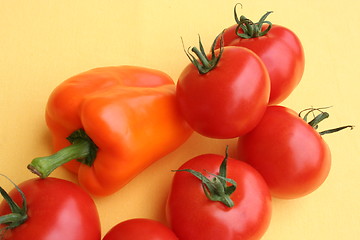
left=1, top=0, right=359, bottom=239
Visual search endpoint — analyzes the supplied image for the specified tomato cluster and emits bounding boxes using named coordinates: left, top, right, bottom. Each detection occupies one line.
left=170, top=4, right=352, bottom=240
left=177, top=10, right=304, bottom=139
left=0, top=4, right=353, bottom=240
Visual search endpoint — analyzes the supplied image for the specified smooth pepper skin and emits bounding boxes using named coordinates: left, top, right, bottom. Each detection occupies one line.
left=45, top=65, right=193, bottom=196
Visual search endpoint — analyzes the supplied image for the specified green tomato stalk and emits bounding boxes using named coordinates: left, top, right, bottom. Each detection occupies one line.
left=0, top=175, right=28, bottom=234
left=299, top=107, right=354, bottom=135
left=173, top=147, right=237, bottom=208
left=233, top=3, right=273, bottom=39
left=181, top=33, right=224, bottom=74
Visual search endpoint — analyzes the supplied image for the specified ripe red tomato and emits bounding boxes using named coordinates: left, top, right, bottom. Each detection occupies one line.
left=237, top=105, right=331, bottom=199
left=166, top=152, right=272, bottom=240
left=102, top=218, right=178, bottom=240
left=218, top=10, right=304, bottom=104
left=176, top=38, right=270, bottom=139
left=0, top=177, right=101, bottom=240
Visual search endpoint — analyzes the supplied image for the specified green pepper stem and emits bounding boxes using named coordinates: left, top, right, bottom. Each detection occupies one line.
left=27, top=129, right=98, bottom=178
left=28, top=140, right=91, bottom=178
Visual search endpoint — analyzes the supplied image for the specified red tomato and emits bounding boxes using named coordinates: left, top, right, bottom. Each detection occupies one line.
left=177, top=40, right=270, bottom=138
left=237, top=105, right=331, bottom=199
left=218, top=11, right=304, bottom=104
left=103, top=218, right=178, bottom=240
left=166, top=152, right=272, bottom=240
left=0, top=177, right=101, bottom=240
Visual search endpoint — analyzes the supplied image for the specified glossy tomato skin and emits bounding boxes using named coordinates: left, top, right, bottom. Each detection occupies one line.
left=176, top=46, right=270, bottom=139
left=103, top=218, right=178, bottom=240
left=237, top=105, right=331, bottom=199
left=220, top=24, right=304, bottom=105
left=166, top=154, right=272, bottom=240
left=0, top=177, right=101, bottom=240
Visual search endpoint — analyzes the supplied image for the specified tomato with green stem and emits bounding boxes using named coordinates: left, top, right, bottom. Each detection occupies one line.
left=166, top=148, right=272, bottom=240
left=176, top=34, right=270, bottom=139
left=237, top=105, right=354, bottom=199
left=0, top=176, right=101, bottom=240
left=217, top=4, right=305, bottom=104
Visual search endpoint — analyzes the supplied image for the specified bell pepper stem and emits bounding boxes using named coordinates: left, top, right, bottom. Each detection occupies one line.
left=28, top=140, right=91, bottom=178
left=28, top=129, right=99, bottom=178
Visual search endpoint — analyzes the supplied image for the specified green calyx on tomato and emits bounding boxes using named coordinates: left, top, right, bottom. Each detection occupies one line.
left=182, top=33, right=224, bottom=74
left=28, top=129, right=99, bottom=178
left=299, top=107, right=354, bottom=135
left=233, top=3, right=273, bottom=39
left=173, top=147, right=237, bottom=207
left=0, top=175, right=27, bottom=232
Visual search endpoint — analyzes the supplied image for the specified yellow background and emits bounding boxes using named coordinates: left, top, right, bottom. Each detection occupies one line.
left=1, top=1, right=359, bottom=239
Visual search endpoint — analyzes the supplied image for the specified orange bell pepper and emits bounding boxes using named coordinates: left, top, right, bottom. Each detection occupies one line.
left=28, top=65, right=193, bottom=196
